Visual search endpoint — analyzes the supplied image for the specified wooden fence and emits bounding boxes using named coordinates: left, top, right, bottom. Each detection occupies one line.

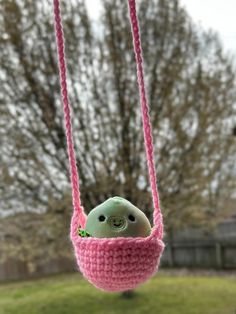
left=0, top=239, right=236, bottom=282
left=0, top=257, right=76, bottom=282
left=161, top=240, right=236, bottom=269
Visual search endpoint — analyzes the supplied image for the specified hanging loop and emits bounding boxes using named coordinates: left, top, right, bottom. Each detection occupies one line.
left=53, top=0, right=86, bottom=234
left=127, top=0, right=162, bottom=232
left=53, top=0, right=163, bottom=237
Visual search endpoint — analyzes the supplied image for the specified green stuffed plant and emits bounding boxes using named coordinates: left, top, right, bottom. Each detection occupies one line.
left=78, top=196, right=151, bottom=238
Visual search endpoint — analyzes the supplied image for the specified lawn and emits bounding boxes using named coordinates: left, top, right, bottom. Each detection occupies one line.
left=0, top=272, right=236, bottom=314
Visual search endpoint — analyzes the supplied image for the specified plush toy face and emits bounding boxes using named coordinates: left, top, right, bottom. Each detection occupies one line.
left=85, top=196, right=151, bottom=238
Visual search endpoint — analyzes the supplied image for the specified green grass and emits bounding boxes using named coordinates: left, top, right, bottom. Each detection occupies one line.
left=0, top=272, right=236, bottom=314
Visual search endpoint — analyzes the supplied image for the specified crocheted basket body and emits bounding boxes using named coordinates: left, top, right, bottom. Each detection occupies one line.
left=72, top=233, right=164, bottom=292
left=54, top=0, right=165, bottom=293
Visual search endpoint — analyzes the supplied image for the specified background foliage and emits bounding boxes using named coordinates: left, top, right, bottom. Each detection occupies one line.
left=0, top=0, right=236, bottom=263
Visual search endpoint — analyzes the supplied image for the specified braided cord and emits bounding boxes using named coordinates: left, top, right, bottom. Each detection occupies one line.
left=127, top=0, right=162, bottom=231
left=53, top=0, right=162, bottom=236
left=53, top=0, right=86, bottom=232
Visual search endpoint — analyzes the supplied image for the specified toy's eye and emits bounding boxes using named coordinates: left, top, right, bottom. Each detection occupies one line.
left=128, top=214, right=135, bottom=222
left=98, top=215, right=106, bottom=222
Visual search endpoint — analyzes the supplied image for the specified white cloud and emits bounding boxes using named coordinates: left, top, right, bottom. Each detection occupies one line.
left=85, top=0, right=236, bottom=56
left=180, top=0, right=236, bottom=55
left=85, top=0, right=101, bottom=20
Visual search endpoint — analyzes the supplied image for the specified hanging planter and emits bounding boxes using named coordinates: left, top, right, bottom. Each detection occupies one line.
left=53, top=0, right=164, bottom=292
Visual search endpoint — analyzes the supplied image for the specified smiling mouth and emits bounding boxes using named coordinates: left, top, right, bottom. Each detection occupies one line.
left=108, top=216, right=126, bottom=230
left=113, top=222, right=122, bottom=227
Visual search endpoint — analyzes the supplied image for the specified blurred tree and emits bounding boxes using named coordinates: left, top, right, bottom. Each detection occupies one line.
left=0, top=0, right=236, bottom=264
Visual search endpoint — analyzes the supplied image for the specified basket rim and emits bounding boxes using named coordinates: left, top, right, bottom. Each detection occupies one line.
left=71, top=227, right=165, bottom=247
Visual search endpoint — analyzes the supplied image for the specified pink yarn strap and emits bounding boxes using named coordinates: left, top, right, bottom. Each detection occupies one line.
left=53, top=0, right=162, bottom=237
left=127, top=0, right=162, bottom=232
left=53, top=0, right=86, bottom=232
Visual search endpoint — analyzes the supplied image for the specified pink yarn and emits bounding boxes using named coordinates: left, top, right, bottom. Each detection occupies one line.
left=73, top=233, right=164, bottom=292
left=53, top=0, right=164, bottom=292
left=128, top=0, right=161, bottom=229
left=53, top=0, right=87, bottom=229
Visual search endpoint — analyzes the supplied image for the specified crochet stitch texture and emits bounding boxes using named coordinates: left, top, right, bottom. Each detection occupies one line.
left=70, top=211, right=164, bottom=292
left=53, top=0, right=165, bottom=292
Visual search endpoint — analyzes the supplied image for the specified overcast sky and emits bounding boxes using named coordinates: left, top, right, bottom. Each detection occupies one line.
left=86, top=0, right=236, bottom=57
left=180, top=0, right=236, bottom=56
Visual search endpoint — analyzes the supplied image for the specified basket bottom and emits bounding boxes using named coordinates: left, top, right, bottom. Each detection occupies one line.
left=73, top=236, right=164, bottom=292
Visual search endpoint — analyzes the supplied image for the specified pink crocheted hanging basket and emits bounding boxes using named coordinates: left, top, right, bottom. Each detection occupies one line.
left=70, top=212, right=164, bottom=292
left=53, top=0, right=165, bottom=292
